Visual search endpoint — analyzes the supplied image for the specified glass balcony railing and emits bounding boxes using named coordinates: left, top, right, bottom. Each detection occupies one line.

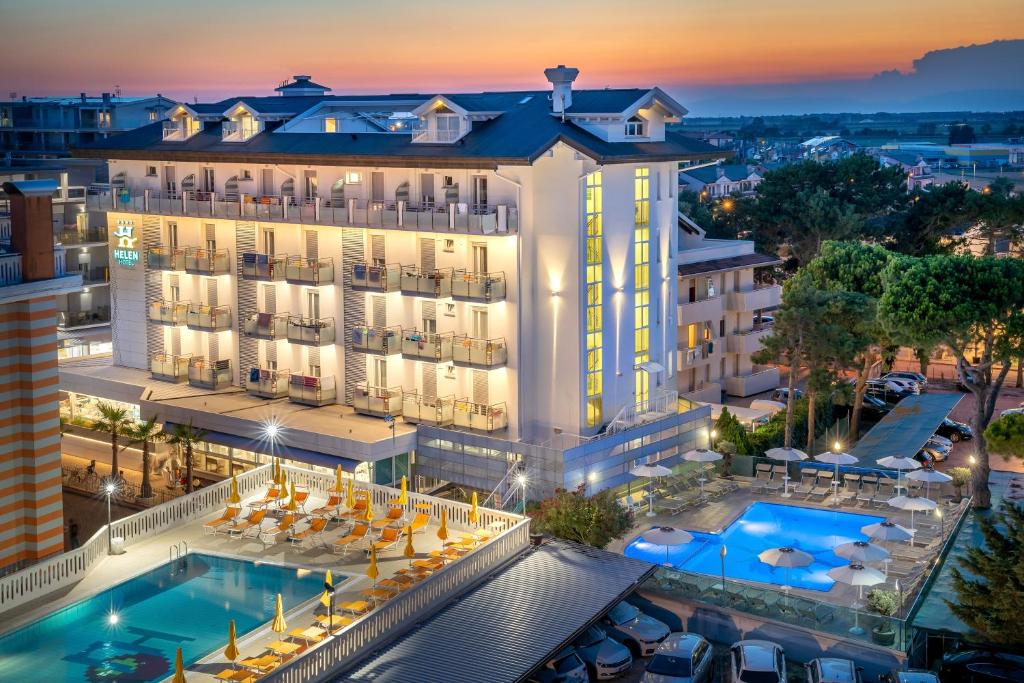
left=402, top=392, right=455, bottom=427
left=452, top=270, right=506, bottom=303
left=147, top=245, right=185, bottom=271
left=454, top=400, right=508, bottom=432
left=184, top=247, right=231, bottom=275
left=352, top=324, right=402, bottom=355
left=148, top=299, right=188, bottom=326
left=188, top=357, right=233, bottom=389
left=242, top=312, right=289, bottom=340
left=400, top=265, right=453, bottom=298
left=186, top=304, right=232, bottom=332
left=285, top=256, right=334, bottom=286
left=401, top=330, right=454, bottom=362
left=286, top=316, right=336, bottom=346
left=246, top=367, right=290, bottom=399
left=240, top=252, right=287, bottom=281
left=453, top=336, right=507, bottom=368
left=289, top=374, right=336, bottom=406
left=150, top=353, right=190, bottom=382
left=353, top=384, right=403, bottom=417
left=351, top=261, right=400, bottom=292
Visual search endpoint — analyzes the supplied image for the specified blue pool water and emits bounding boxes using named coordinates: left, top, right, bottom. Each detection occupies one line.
left=624, top=502, right=885, bottom=592
left=0, top=553, right=329, bottom=682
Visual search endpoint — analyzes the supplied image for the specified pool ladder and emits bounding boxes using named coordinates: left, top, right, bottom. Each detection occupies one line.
left=169, top=540, right=189, bottom=575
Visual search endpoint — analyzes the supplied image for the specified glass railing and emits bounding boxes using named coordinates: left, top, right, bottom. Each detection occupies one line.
left=242, top=312, right=289, bottom=340
left=454, top=400, right=508, bottom=432
left=184, top=247, right=231, bottom=275
left=289, top=374, right=337, bottom=406
left=352, top=324, right=402, bottom=355
left=150, top=353, right=190, bottom=382
left=286, top=316, right=336, bottom=346
left=400, top=265, right=453, bottom=298
left=401, top=330, right=454, bottom=362
left=246, top=367, right=290, bottom=399
left=240, top=252, right=287, bottom=281
left=147, top=245, right=185, bottom=271
left=186, top=304, right=232, bottom=332
left=285, top=256, right=334, bottom=286
left=451, top=270, right=506, bottom=303
left=351, top=262, right=400, bottom=292
left=188, top=357, right=233, bottom=389
left=453, top=336, right=507, bottom=368
left=148, top=299, right=188, bottom=326
left=402, top=392, right=455, bottom=426
left=353, top=383, right=403, bottom=417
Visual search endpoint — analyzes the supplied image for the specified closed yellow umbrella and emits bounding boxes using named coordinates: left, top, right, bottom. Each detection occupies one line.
left=286, top=481, right=298, bottom=512
left=367, top=546, right=379, bottom=583
left=320, top=570, right=333, bottom=608
left=228, top=475, right=240, bottom=505
left=171, top=647, right=186, bottom=683
left=271, top=593, right=287, bottom=634
left=437, top=508, right=448, bottom=541
left=363, top=499, right=374, bottom=523
left=403, top=525, right=415, bottom=562
left=469, top=491, right=479, bottom=525
left=346, top=477, right=355, bottom=509
left=398, top=475, right=408, bottom=506
left=334, top=465, right=344, bottom=494
left=273, top=458, right=279, bottom=483
left=224, top=619, right=239, bottom=665
left=279, top=468, right=288, bottom=490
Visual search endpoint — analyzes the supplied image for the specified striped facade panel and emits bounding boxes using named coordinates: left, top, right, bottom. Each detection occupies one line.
left=143, top=216, right=164, bottom=359
left=341, top=228, right=366, bottom=404
left=235, top=221, right=257, bottom=386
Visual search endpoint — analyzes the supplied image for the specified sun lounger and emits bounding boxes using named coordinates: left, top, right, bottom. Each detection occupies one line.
left=838, top=474, right=861, bottom=505
left=810, top=471, right=834, bottom=499
left=278, top=489, right=309, bottom=512
left=204, top=506, right=241, bottom=534
left=764, top=466, right=786, bottom=494
left=793, top=469, right=817, bottom=497
left=311, top=494, right=343, bottom=518
left=216, top=668, right=256, bottom=683
left=250, top=488, right=281, bottom=508
left=339, top=600, right=372, bottom=615
left=314, top=613, right=354, bottom=632
left=856, top=476, right=878, bottom=506
left=240, top=654, right=280, bottom=673
left=340, top=499, right=368, bottom=519
left=332, top=523, right=370, bottom=554
left=229, top=509, right=267, bottom=536
left=289, top=517, right=328, bottom=546
left=874, top=479, right=897, bottom=507
left=371, top=507, right=404, bottom=530
left=751, top=464, right=773, bottom=493
left=408, top=512, right=430, bottom=533
left=263, top=513, right=297, bottom=544
left=371, top=527, right=403, bottom=553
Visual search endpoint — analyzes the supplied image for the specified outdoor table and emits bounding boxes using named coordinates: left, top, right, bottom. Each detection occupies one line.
left=216, top=669, right=256, bottom=683
left=339, top=600, right=372, bottom=614
left=267, top=640, right=302, bottom=656
left=360, top=588, right=393, bottom=603
left=288, top=626, right=325, bottom=643
left=314, top=613, right=353, bottom=631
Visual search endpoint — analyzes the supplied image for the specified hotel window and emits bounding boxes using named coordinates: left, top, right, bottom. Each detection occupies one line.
left=148, top=111, right=157, bottom=122
left=625, top=115, right=645, bottom=137
left=584, top=171, right=603, bottom=428
left=146, top=166, right=157, bottom=177
left=634, top=167, right=651, bottom=404
left=324, top=117, right=337, bottom=133
left=98, top=111, right=111, bottom=128
left=345, top=172, right=362, bottom=184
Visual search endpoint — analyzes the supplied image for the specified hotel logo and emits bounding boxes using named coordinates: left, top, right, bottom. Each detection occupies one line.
left=112, top=220, right=140, bottom=268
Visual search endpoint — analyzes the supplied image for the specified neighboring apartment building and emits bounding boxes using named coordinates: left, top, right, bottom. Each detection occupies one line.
left=679, top=163, right=762, bottom=199
left=677, top=215, right=781, bottom=403
left=878, top=152, right=935, bottom=192
left=67, top=68, right=721, bottom=501
left=798, top=136, right=859, bottom=162
left=0, top=180, right=83, bottom=569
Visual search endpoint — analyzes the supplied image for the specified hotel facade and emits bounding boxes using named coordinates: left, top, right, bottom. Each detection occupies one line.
left=67, top=70, right=725, bottom=501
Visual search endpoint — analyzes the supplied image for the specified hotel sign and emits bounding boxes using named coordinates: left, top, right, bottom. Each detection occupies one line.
left=112, top=219, right=140, bottom=268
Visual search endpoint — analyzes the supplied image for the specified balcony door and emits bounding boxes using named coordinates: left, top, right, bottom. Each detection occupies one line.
left=472, top=307, right=488, bottom=339
left=303, top=171, right=318, bottom=201
left=164, top=166, right=177, bottom=195
left=471, top=176, right=487, bottom=210
left=261, top=169, right=274, bottom=196
left=306, top=290, right=320, bottom=320
left=202, top=167, right=215, bottom=194
left=471, top=242, right=487, bottom=274
left=167, top=222, right=178, bottom=249
left=420, top=174, right=434, bottom=205
left=262, top=228, right=275, bottom=255
left=372, top=357, right=387, bottom=389
left=371, top=172, right=385, bottom=204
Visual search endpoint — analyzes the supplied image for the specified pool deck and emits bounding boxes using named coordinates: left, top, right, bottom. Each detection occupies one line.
left=2, top=488, right=495, bottom=682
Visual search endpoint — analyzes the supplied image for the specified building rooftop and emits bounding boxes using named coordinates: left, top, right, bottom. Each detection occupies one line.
left=677, top=252, right=782, bottom=277
left=680, top=163, right=755, bottom=184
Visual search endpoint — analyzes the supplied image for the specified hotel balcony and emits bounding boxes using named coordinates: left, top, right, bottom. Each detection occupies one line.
left=451, top=270, right=506, bottom=303
left=184, top=247, right=231, bottom=276
left=402, top=392, right=455, bottom=427
left=246, top=367, right=290, bottom=399
left=56, top=227, right=108, bottom=246
left=240, top=252, right=287, bottom=281
left=401, top=330, right=454, bottom=363
left=679, top=342, right=714, bottom=367
left=148, top=299, right=188, bottom=326
left=452, top=336, right=507, bottom=368
left=150, top=353, right=190, bottom=383
left=286, top=316, right=336, bottom=346
left=353, top=383, right=403, bottom=417
left=726, top=284, right=781, bottom=313
left=726, top=325, right=773, bottom=355
left=242, top=311, right=289, bottom=340
left=352, top=324, right=402, bottom=355
left=288, top=374, right=337, bottom=407
left=186, top=304, right=232, bottom=332
left=400, top=266, right=452, bottom=298
left=188, top=357, right=233, bottom=390
left=725, top=366, right=781, bottom=397
left=147, top=245, right=185, bottom=271
left=285, top=256, right=334, bottom=286
left=454, top=400, right=508, bottom=433
left=677, top=294, right=723, bottom=326
left=351, top=262, right=400, bottom=293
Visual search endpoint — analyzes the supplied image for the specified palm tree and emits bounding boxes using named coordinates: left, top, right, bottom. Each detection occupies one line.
left=166, top=419, right=206, bottom=493
left=130, top=416, right=165, bottom=499
left=92, top=403, right=134, bottom=485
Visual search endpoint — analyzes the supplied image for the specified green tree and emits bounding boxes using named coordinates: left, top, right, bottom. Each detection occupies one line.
left=532, top=484, right=632, bottom=548
left=948, top=123, right=976, bottom=145
left=165, top=419, right=207, bottom=493
left=887, top=182, right=971, bottom=256
left=715, top=407, right=751, bottom=455
left=92, top=403, right=134, bottom=485
left=946, top=502, right=1024, bottom=647
left=880, top=255, right=1024, bottom=508
left=129, top=416, right=165, bottom=499
left=983, top=413, right=1024, bottom=461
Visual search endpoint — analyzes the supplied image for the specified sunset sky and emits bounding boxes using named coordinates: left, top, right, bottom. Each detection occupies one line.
left=2, top=0, right=1022, bottom=109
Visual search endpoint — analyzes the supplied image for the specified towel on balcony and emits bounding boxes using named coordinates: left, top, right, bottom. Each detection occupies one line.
left=354, top=263, right=366, bottom=278
left=257, top=312, right=272, bottom=326
left=353, top=327, right=364, bottom=345
left=243, top=253, right=257, bottom=264
left=249, top=367, right=260, bottom=382
left=304, top=376, right=319, bottom=387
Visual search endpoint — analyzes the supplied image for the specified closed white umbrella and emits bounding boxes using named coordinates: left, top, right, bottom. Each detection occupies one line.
left=877, top=455, right=921, bottom=496
left=682, top=449, right=723, bottom=500
left=905, top=468, right=952, bottom=503
left=644, top=526, right=694, bottom=566
left=758, top=546, right=813, bottom=592
left=765, top=448, right=808, bottom=498
left=887, top=494, right=937, bottom=531
left=632, top=464, right=672, bottom=518
left=827, top=562, right=887, bottom=635
left=815, top=450, right=858, bottom=505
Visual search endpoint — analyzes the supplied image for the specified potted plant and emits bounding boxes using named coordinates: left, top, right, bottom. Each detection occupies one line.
left=950, top=467, right=971, bottom=502
left=718, top=440, right=737, bottom=479
left=866, top=588, right=899, bottom=646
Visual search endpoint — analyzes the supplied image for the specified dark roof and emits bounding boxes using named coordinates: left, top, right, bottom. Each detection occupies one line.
left=563, top=88, right=647, bottom=113
left=882, top=151, right=925, bottom=167
left=336, top=539, right=656, bottom=683
left=275, top=76, right=331, bottom=92
left=678, top=252, right=782, bottom=277
left=680, top=164, right=753, bottom=184
left=850, top=393, right=963, bottom=467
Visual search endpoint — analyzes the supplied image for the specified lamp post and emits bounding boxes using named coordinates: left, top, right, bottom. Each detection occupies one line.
left=710, top=429, right=717, bottom=450
left=265, top=421, right=279, bottom=477
left=105, top=482, right=117, bottom=555
left=517, top=472, right=527, bottom=513
left=586, top=471, right=597, bottom=496
left=719, top=544, right=728, bottom=592
left=968, top=455, right=977, bottom=497
left=936, top=507, right=943, bottom=538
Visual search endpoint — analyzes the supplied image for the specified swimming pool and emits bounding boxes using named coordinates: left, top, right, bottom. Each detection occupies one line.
left=624, top=502, right=885, bottom=592
left=0, top=553, right=329, bottom=682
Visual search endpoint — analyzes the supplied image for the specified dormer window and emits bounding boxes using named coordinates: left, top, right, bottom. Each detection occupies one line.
left=324, top=117, right=337, bottom=133
left=222, top=107, right=261, bottom=142
left=162, top=108, right=202, bottom=141
left=625, top=115, right=646, bottom=137
left=411, top=100, right=469, bottom=144
left=435, top=113, right=459, bottom=142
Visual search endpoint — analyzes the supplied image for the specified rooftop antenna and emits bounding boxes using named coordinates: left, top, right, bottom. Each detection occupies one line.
left=114, top=85, right=122, bottom=99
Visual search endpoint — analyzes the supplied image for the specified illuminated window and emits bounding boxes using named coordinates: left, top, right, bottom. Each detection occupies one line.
left=324, top=117, right=337, bottom=133
left=634, top=167, right=650, bottom=404
left=584, top=171, right=603, bottom=428
left=345, top=172, right=362, bottom=184
left=625, top=115, right=645, bottom=137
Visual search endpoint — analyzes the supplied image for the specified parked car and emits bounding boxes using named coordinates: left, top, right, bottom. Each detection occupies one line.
left=878, top=670, right=940, bottom=683
left=883, top=377, right=921, bottom=394
left=1000, top=407, right=1024, bottom=418
left=928, top=434, right=953, bottom=449
left=771, top=387, right=803, bottom=403
left=940, top=649, right=1024, bottom=682
left=884, top=372, right=928, bottom=391
left=573, top=625, right=633, bottom=680
left=641, top=632, right=714, bottom=683
left=728, top=640, right=786, bottom=683
left=865, top=381, right=913, bottom=407
left=533, top=647, right=588, bottom=683
left=805, top=658, right=862, bottom=683
left=860, top=394, right=893, bottom=420
left=936, top=417, right=972, bottom=442
left=921, top=442, right=949, bottom=463
left=602, top=600, right=670, bottom=657
left=914, top=450, right=935, bottom=468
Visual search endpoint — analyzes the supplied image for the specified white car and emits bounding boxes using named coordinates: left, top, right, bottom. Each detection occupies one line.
left=573, top=625, right=633, bottom=680
left=804, top=657, right=862, bottom=683
left=928, top=434, right=953, bottom=449
left=884, top=372, right=928, bottom=390
left=884, top=377, right=921, bottom=394
left=729, top=640, right=785, bottom=683
left=536, top=647, right=588, bottom=682
left=641, top=633, right=714, bottom=683
left=602, top=600, right=670, bottom=657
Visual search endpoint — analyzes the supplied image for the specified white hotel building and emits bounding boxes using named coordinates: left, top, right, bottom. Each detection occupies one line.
left=66, top=69, right=737, bottom=501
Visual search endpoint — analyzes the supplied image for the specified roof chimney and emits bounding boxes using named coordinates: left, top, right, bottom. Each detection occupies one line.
left=544, top=65, right=579, bottom=118
left=2, top=180, right=58, bottom=281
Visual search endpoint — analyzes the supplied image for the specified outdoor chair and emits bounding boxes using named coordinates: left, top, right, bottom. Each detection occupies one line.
left=289, top=517, right=328, bottom=547
left=793, top=469, right=817, bottom=497
left=262, top=513, right=297, bottom=544
left=856, top=476, right=878, bottom=506
left=751, top=464, right=773, bottom=493
left=371, top=527, right=403, bottom=553
left=340, top=499, right=368, bottom=520
left=764, top=466, right=787, bottom=494
left=229, top=509, right=266, bottom=536
left=311, top=494, right=343, bottom=518
left=408, top=512, right=431, bottom=533
left=810, top=471, right=834, bottom=499
left=874, top=479, right=896, bottom=507
left=837, top=474, right=860, bottom=505
left=332, top=523, right=370, bottom=555
left=371, top=507, right=404, bottom=530
left=203, top=506, right=241, bottom=534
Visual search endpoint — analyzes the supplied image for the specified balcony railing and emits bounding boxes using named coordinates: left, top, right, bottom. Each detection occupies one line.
left=352, top=324, right=402, bottom=355
left=726, top=283, right=782, bottom=312
left=222, top=120, right=259, bottom=141
left=353, top=384, right=403, bottom=417
left=454, top=400, right=508, bottom=432
left=57, top=228, right=108, bottom=245
left=184, top=247, right=231, bottom=275
left=148, top=299, right=188, bottom=326
left=240, top=252, right=287, bottom=281
left=402, top=392, right=455, bottom=427
left=188, top=357, right=233, bottom=389
left=453, top=336, right=507, bottom=368
left=351, top=262, right=400, bottom=292
left=289, top=374, right=336, bottom=406
left=242, top=312, right=289, bottom=340
left=150, top=353, right=190, bottom=382
left=79, top=267, right=110, bottom=285
left=246, top=367, right=290, bottom=399
left=58, top=309, right=111, bottom=329
left=285, top=256, right=333, bottom=286
left=400, top=266, right=453, bottom=298
left=402, top=330, right=454, bottom=362
left=287, top=316, right=336, bottom=346
left=452, top=270, right=506, bottom=303
left=186, top=304, right=232, bottom=332
left=147, top=245, right=185, bottom=271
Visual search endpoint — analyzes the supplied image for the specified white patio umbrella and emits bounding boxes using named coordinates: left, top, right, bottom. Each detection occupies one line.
left=682, top=448, right=723, bottom=499
left=877, top=455, right=921, bottom=496
left=631, top=463, right=673, bottom=518
left=887, top=494, right=938, bottom=531
left=644, top=526, right=694, bottom=566
left=861, top=520, right=915, bottom=543
left=905, top=468, right=952, bottom=504
left=758, top=546, right=813, bottom=592
left=827, top=562, right=887, bottom=635
left=815, top=450, right=859, bottom=505
left=765, top=447, right=808, bottom=498
left=835, top=540, right=890, bottom=563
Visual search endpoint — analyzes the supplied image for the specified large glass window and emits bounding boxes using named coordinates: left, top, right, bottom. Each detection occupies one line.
left=585, top=171, right=603, bottom=428
left=634, top=167, right=651, bottom=404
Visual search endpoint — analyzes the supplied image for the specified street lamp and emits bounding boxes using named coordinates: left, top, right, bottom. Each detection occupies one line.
left=516, top=472, right=528, bottom=512
left=105, top=482, right=117, bottom=555
left=710, top=429, right=718, bottom=450
left=586, top=471, right=597, bottom=496
left=719, top=544, right=728, bottom=592
left=936, top=507, right=943, bottom=538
